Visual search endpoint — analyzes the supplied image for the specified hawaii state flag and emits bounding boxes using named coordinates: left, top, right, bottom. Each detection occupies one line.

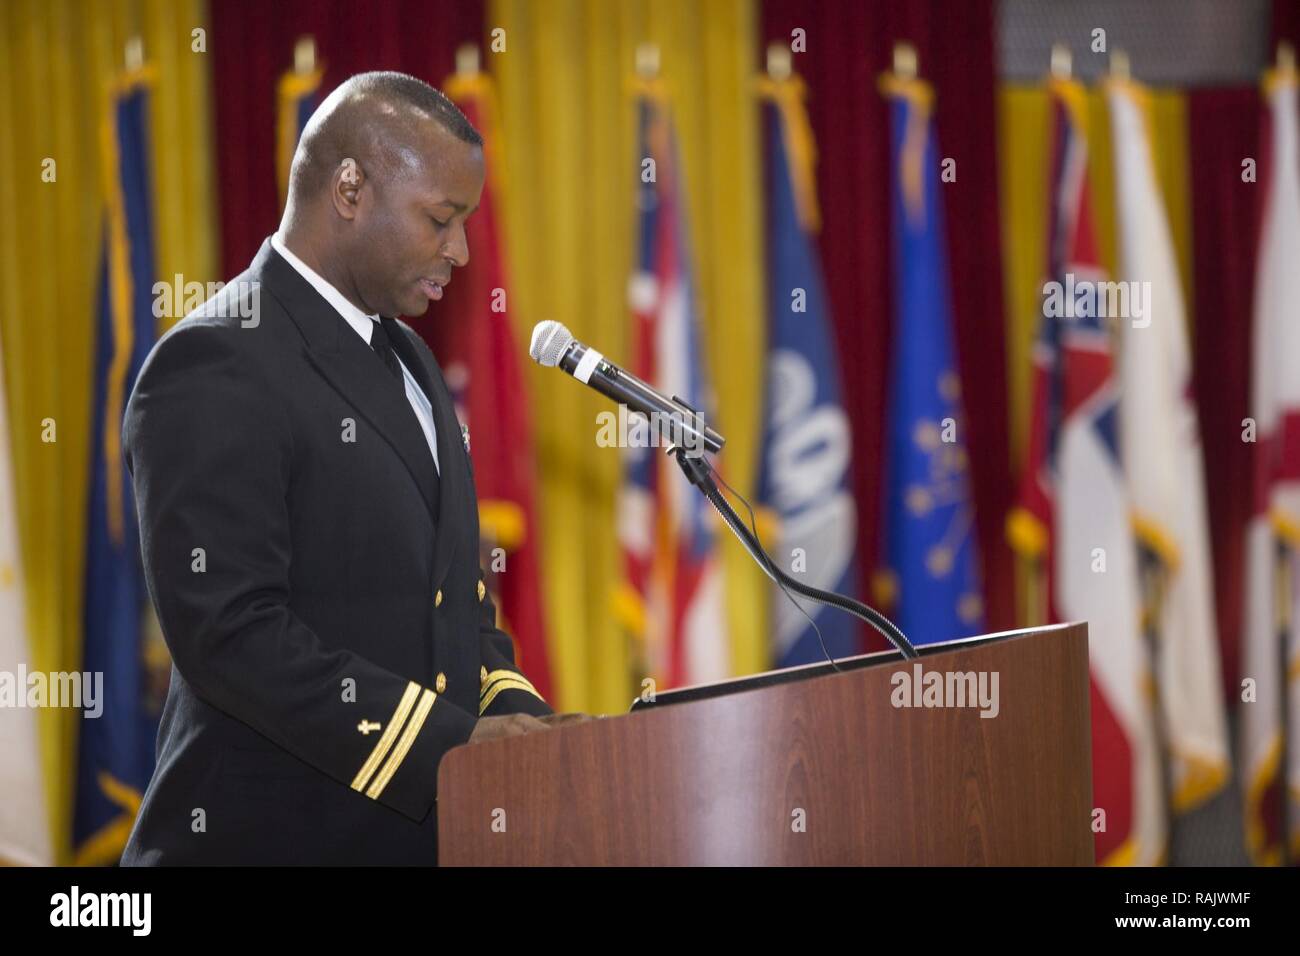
left=1241, top=60, right=1300, bottom=866
left=75, top=65, right=166, bottom=865
left=426, top=66, right=553, bottom=701
left=876, top=69, right=984, bottom=645
left=616, top=75, right=728, bottom=688
left=755, top=70, right=860, bottom=666
left=1009, top=77, right=1163, bottom=866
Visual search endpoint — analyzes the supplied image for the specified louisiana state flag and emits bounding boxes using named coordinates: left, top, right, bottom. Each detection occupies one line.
left=616, top=76, right=728, bottom=688
left=75, top=66, right=165, bottom=865
left=877, top=71, right=984, bottom=645
left=276, top=58, right=323, bottom=206
left=755, top=72, right=860, bottom=666
left=428, top=67, right=553, bottom=700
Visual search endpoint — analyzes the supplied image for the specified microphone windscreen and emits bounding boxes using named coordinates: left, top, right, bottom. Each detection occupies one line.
left=529, top=320, right=574, bottom=367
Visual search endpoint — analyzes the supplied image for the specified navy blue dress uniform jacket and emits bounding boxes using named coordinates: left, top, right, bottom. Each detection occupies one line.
left=119, top=238, right=551, bottom=865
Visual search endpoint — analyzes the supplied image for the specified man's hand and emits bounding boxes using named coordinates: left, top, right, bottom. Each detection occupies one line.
left=536, top=712, right=598, bottom=727
left=468, top=712, right=598, bottom=743
left=468, top=713, right=548, bottom=743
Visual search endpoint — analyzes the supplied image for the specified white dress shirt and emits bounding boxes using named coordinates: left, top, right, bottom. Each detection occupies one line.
left=272, top=232, right=440, bottom=475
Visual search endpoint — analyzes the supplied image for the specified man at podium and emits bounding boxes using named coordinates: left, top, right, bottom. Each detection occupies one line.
left=118, top=72, right=581, bottom=865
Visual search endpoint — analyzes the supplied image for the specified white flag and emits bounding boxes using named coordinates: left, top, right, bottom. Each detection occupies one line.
left=1108, top=80, right=1231, bottom=817
left=0, top=348, right=53, bottom=865
left=1241, top=69, right=1300, bottom=865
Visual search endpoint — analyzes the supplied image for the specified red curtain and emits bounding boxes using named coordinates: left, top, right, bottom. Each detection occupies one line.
left=1187, top=88, right=1263, bottom=702
left=211, top=0, right=485, bottom=278
left=760, top=0, right=1015, bottom=644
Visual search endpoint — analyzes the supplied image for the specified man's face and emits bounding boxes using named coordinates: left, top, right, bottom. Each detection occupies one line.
left=348, top=123, right=484, bottom=318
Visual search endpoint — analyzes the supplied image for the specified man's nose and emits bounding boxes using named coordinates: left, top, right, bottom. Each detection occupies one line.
left=443, top=223, right=470, bottom=268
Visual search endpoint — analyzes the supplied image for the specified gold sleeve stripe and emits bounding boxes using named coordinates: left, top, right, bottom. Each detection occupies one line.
left=366, top=689, right=437, bottom=799
left=480, top=668, right=538, bottom=696
left=479, top=678, right=545, bottom=715
left=351, top=681, right=421, bottom=792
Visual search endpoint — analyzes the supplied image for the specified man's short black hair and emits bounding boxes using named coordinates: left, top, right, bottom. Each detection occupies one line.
left=348, top=70, right=483, bottom=148
left=287, top=70, right=483, bottom=202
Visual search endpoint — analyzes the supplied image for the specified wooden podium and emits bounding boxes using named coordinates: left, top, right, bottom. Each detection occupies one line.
left=437, top=622, right=1093, bottom=865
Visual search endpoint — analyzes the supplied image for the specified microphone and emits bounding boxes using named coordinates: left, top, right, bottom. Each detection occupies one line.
left=528, top=321, right=725, bottom=456
left=528, top=321, right=917, bottom=660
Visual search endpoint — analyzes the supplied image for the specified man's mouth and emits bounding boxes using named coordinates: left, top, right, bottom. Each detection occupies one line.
left=418, top=278, right=446, bottom=301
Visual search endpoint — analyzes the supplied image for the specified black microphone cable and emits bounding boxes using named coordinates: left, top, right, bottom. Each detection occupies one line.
left=668, top=445, right=919, bottom=661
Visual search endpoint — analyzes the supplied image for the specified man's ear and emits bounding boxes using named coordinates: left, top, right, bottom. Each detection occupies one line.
left=331, top=157, right=364, bottom=221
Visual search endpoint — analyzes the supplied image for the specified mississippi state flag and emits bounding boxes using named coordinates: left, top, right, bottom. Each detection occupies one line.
left=1009, top=78, right=1164, bottom=866
left=1241, top=63, right=1300, bottom=866
left=616, top=79, right=727, bottom=688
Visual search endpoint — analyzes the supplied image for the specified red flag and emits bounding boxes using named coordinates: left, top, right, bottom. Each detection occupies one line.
left=420, top=69, right=553, bottom=701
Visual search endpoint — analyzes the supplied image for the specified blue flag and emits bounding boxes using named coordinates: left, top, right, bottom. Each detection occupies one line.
left=75, top=69, right=164, bottom=865
left=756, top=82, right=860, bottom=666
left=878, top=77, right=984, bottom=645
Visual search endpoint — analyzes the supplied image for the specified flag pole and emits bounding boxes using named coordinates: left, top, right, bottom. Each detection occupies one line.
left=892, top=41, right=917, bottom=81
left=293, top=35, right=316, bottom=76
left=766, top=42, right=791, bottom=81
left=1279, top=40, right=1295, bottom=72
left=636, top=42, right=660, bottom=80
left=1050, top=42, right=1072, bottom=80
left=1109, top=48, right=1131, bottom=82
left=456, top=42, right=480, bottom=77
left=124, top=36, right=143, bottom=73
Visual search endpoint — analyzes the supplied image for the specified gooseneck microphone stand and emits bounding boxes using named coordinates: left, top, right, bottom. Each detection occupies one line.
left=668, top=444, right=919, bottom=661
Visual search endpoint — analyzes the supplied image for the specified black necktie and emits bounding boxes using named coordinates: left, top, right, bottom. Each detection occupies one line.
left=369, top=318, right=403, bottom=385
left=369, top=317, right=441, bottom=521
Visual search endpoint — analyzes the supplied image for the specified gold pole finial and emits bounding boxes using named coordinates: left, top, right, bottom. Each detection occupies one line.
left=893, top=42, right=917, bottom=80
left=766, top=43, right=792, bottom=80
left=1110, top=49, right=1130, bottom=81
left=636, top=43, right=660, bottom=79
left=1279, top=41, right=1296, bottom=72
left=294, top=35, right=317, bottom=75
left=456, top=43, right=480, bottom=77
left=125, top=36, right=144, bottom=72
left=1050, top=43, right=1072, bottom=80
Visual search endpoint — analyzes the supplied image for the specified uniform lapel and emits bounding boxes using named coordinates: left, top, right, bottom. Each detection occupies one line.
left=256, top=240, right=441, bottom=522
left=385, top=318, right=463, bottom=590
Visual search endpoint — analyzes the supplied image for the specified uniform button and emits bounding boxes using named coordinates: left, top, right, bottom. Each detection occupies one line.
left=477, top=580, right=486, bottom=602
left=480, top=665, right=488, bottom=684
left=434, top=589, right=443, bottom=607
left=435, top=672, right=447, bottom=694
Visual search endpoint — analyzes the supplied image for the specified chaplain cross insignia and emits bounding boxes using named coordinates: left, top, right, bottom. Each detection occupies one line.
left=357, top=720, right=381, bottom=735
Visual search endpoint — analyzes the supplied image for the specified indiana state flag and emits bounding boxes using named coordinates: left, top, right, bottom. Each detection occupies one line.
left=75, top=65, right=167, bottom=865
left=876, top=70, right=984, bottom=645
left=755, top=72, right=860, bottom=666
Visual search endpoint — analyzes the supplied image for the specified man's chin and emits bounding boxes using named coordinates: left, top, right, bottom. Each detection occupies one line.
left=401, top=296, right=431, bottom=317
